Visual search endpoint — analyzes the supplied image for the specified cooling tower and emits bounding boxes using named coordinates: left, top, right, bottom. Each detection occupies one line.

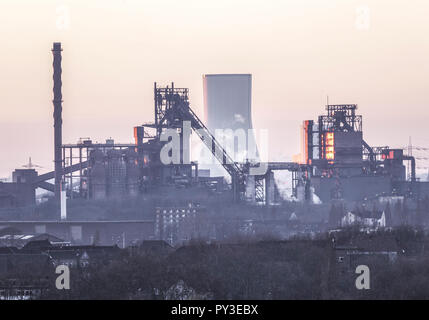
left=202, top=74, right=256, bottom=176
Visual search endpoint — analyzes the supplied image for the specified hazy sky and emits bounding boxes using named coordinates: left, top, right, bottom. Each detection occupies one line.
left=1, top=0, right=429, bottom=178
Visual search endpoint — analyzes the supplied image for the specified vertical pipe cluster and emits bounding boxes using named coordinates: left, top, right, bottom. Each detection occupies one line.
left=52, top=42, right=63, bottom=202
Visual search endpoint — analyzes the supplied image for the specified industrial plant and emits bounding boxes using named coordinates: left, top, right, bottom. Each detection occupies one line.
left=0, top=42, right=428, bottom=248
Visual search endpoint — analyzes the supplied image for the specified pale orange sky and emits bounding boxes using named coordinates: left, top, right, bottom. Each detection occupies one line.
left=1, top=0, right=429, bottom=178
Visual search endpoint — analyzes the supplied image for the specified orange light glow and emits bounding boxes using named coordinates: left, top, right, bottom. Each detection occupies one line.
left=325, top=132, right=335, bottom=160
left=382, top=150, right=395, bottom=160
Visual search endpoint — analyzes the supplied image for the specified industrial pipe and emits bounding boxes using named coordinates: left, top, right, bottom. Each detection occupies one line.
left=403, top=155, right=416, bottom=182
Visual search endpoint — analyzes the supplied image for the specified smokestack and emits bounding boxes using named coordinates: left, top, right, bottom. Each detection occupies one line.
left=52, top=42, right=63, bottom=202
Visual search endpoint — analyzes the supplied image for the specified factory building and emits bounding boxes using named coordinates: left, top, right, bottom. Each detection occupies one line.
left=0, top=169, right=37, bottom=208
left=0, top=221, right=154, bottom=247
left=155, top=205, right=204, bottom=246
left=298, top=104, right=429, bottom=203
left=82, top=144, right=140, bottom=199
left=55, top=82, right=215, bottom=202
left=2, top=43, right=429, bottom=217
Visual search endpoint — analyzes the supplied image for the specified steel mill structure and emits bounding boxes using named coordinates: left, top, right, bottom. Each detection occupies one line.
left=298, top=104, right=421, bottom=202
left=1, top=42, right=429, bottom=216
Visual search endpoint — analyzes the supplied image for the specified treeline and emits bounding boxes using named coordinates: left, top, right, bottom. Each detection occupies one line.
left=32, top=226, right=429, bottom=299
left=42, top=239, right=330, bottom=300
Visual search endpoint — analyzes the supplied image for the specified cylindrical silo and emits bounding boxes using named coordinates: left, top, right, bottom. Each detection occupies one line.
left=202, top=74, right=256, bottom=177
left=107, top=149, right=126, bottom=197
left=125, top=148, right=139, bottom=196
left=89, top=149, right=107, bottom=200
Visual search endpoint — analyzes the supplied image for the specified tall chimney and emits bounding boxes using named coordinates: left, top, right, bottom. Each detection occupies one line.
left=52, top=42, right=63, bottom=202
